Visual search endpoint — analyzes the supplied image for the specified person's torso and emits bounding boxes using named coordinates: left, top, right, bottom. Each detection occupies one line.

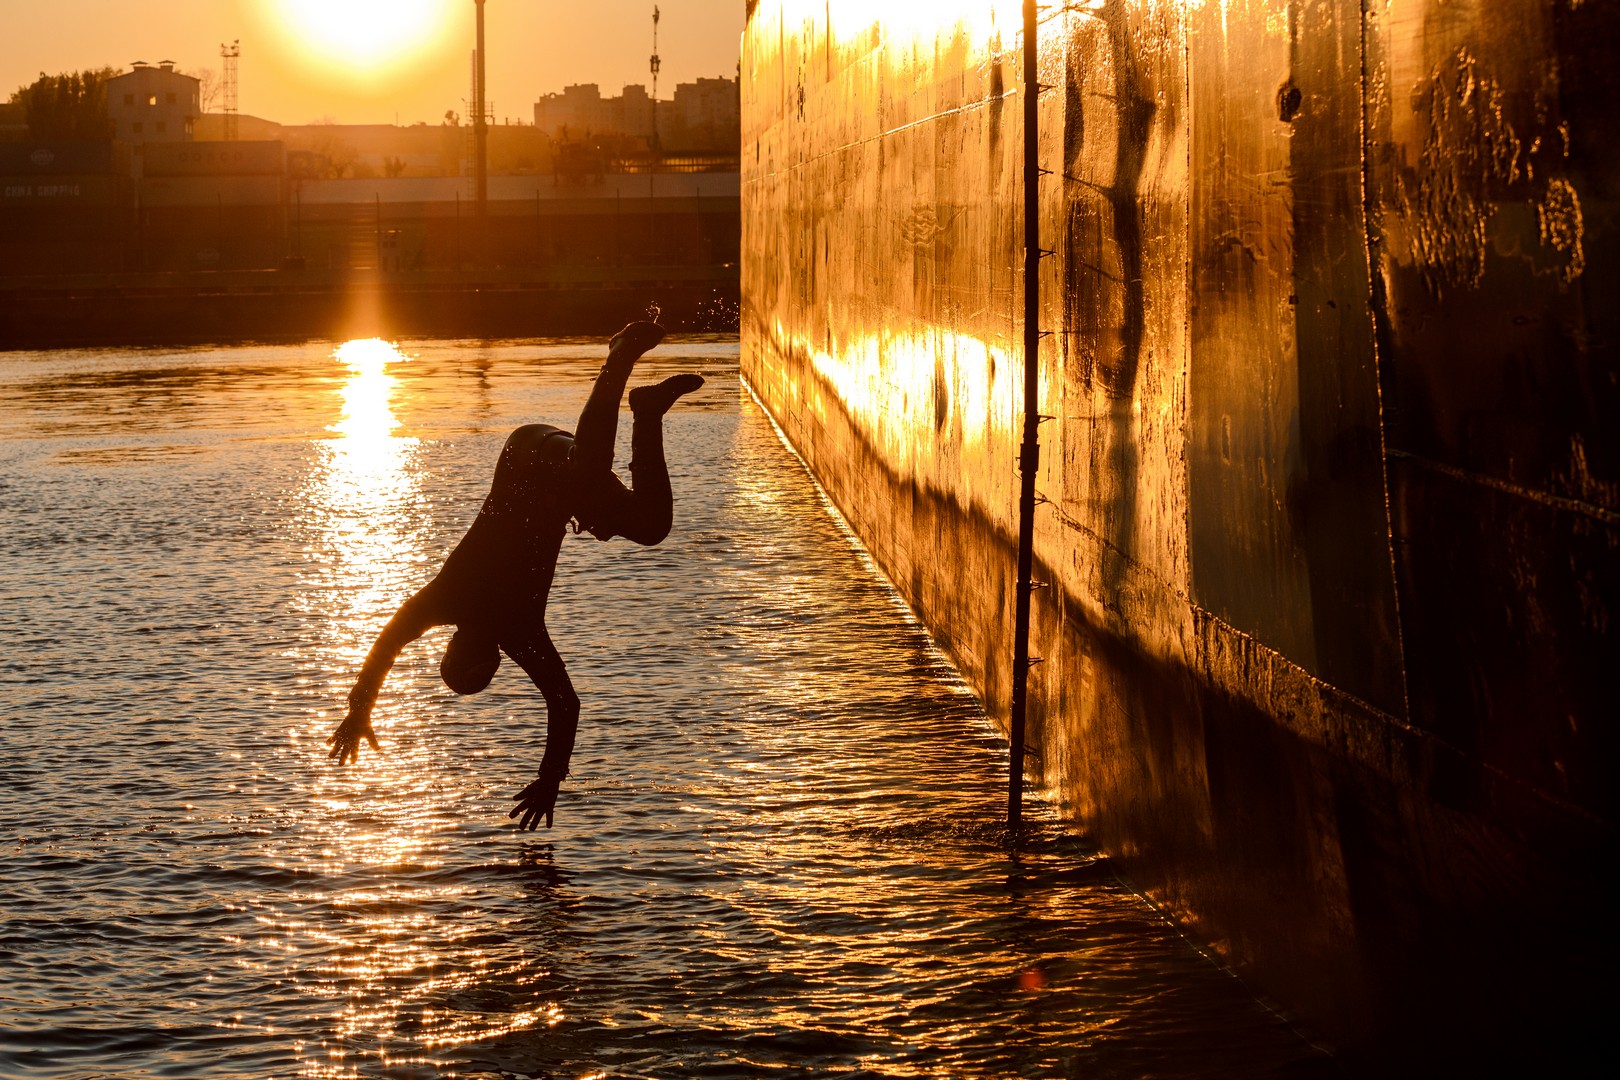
left=435, top=424, right=576, bottom=619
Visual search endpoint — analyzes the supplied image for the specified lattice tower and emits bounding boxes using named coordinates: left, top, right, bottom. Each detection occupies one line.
left=221, top=40, right=240, bottom=141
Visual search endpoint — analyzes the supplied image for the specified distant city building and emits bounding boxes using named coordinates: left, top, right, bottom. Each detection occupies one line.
left=667, top=77, right=741, bottom=151
left=107, top=62, right=200, bottom=145
left=533, top=76, right=739, bottom=152
left=533, top=83, right=654, bottom=143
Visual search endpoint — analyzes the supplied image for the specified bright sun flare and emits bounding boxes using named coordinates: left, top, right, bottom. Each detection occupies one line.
left=274, top=0, right=453, bottom=68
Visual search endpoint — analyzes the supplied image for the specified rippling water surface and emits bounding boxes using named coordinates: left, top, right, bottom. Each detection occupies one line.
left=0, top=339, right=1329, bottom=1078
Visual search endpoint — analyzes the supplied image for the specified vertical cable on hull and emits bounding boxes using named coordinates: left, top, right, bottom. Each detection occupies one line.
left=1009, top=0, right=1043, bottom=832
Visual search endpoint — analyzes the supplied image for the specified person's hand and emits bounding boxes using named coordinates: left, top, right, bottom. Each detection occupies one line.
left=327, top=708, right=380, bottom=765
left=509, top=768, right=565, bottom=830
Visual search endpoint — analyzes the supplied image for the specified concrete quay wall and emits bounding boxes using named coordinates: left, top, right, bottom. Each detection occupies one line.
left=741, top=0, right=1616, bottom=1068
left=0, top=269, right=739, bottom=348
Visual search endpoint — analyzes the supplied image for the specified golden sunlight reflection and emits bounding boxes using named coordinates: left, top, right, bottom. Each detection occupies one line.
left=330, top=338, right=409, bottom=476
left=274, top=339, right=550, bottom=1075
left=790, top=321, right=1032, bottom=534
left=779, top=0, right=1013, bottom=46
left=316, top=338, right=421, bottom=674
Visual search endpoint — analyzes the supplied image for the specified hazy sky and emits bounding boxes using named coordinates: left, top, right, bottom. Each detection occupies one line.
left=2, top=0, right=746, bottom=126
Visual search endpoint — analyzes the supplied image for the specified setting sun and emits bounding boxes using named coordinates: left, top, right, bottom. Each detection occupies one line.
left=266, top=0, right=455, bottom=73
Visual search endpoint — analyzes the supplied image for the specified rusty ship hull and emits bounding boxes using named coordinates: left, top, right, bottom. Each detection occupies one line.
left=741, top=0, right=1616, bottom=1067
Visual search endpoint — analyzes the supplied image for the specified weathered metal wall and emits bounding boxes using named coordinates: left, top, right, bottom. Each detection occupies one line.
left=741, top=0, right=1615, bottom=1067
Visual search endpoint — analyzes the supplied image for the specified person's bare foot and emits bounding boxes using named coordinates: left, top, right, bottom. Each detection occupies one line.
left=630, top=374, right=705, bottom=417
left=609, top=321, right=665, bottom=358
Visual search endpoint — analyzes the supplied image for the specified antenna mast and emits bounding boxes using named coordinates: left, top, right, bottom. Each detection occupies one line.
left=473, top=0, right=488, bottom=254
left=649, top=6, right=661, bottom=151
left=221, top=40, right=240, bottom=141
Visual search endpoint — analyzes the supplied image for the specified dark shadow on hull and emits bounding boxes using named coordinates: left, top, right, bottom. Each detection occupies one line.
left=1060, top=1, right=1157, bottom=617
left=743, top=312, right=1618, bottom=1073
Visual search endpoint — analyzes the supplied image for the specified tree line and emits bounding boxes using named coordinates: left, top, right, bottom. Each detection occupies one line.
left=3, top=70, right=120, bottom=140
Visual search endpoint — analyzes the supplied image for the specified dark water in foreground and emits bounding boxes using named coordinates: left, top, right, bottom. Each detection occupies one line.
left=0, top=339, right=1330, bottom=1078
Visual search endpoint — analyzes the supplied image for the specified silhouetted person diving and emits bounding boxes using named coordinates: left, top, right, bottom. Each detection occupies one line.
left=326, top=321, right=703, bottom=829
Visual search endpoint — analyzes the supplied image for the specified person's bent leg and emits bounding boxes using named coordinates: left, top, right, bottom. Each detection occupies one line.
left=570, top=321, right=666, bottom=478
left=588, top=374, right=704, bottom=545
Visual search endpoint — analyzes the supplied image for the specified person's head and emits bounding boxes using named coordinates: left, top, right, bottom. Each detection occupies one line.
left=440, top=627, right=500, bottom=695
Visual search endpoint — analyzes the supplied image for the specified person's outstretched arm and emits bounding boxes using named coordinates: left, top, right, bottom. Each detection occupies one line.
left=327, top=591, right=442, bottom=764
left=502, top=629, right=578, bottom=829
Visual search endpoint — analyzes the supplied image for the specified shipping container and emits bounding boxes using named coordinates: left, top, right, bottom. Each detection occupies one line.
left=139, top=174, right=284, bottom=207
left=142, top=140, right=285, bottom=177
left=0, top=141, right=128, bottom=176
left=0, top=174, right=127, bottom=208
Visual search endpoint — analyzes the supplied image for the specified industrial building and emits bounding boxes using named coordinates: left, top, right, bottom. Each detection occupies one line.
left=105, top=61, right=200, bottom=145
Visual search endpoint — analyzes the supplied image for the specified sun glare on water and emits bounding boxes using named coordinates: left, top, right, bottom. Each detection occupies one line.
left=332, top=337, right=402, bottom=445
left=317, top=338, right=422, bottom=665
left=267, top=0, right=454, bottom=72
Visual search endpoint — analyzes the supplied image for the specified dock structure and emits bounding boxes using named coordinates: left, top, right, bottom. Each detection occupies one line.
left=0, top=145, right=740, bottom=342
left=740, top=0, right=1616, bottom=1069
